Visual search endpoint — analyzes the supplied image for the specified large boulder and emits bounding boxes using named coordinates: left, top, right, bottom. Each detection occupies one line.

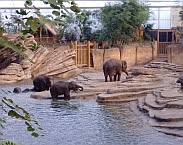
left=0, top=63, right=25, bottom=84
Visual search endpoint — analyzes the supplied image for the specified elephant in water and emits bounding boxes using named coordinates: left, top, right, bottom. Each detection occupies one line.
left=13, top=88, right=32, bottom=93
left=13, top=74, right=54, bottom=93
left=13, top=87, right=21, bottom=93
left=50, top=81, right=83, bottom=100
left=103, top=58, right=128, bottom=82
left=32, top=74, right=54, bottom=92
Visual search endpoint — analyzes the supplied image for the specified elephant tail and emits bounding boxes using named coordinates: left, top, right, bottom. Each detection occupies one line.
left=103, top=65, right=107, bottom=76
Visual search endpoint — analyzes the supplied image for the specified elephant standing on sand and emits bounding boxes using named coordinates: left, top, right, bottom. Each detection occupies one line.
left=103, top=58, right=128, bottom=82
left=50, top=81, right=83, bottom=100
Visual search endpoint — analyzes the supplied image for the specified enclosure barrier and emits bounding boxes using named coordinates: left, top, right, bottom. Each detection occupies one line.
left=150, top=29, right=177, bottom=57
left=71, top=41, right=95, bottom=67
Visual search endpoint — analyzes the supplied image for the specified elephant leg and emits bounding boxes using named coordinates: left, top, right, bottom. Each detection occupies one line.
left=64, top=90, right=71, bottom=100
left=109, top=74, right=113, bottom=82
left=64, top=94, right=70, bottom=100
left=114, top=75, right=117, bottom=81
left=117, top=73, right=121, bottom=81
left=105, top=75, right=108, bottom=82
left=51, top=94, right=58, bottom=100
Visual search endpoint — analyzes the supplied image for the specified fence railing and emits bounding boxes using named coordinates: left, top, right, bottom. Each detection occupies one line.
left=71, top=41, right=95, bottom=67
left=150, top=29, right=177, bottom=57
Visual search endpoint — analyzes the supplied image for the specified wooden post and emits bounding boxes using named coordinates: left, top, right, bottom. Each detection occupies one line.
left=74, top=41, right=78, bottom=66
left=157, top=29, right=159, bottom=55
left=87, top=41, right=90, bottom=67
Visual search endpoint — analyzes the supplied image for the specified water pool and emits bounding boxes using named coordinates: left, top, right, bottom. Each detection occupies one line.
left=1, top=84, right=183, bottom=145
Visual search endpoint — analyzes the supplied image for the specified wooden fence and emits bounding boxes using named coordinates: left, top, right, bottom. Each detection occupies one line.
left=150, top=29, right=177, bottom=57
left=71, top=41, right=95, bottom=67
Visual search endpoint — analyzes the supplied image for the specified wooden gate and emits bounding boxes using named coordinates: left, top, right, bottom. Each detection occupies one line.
left=72, top=41, right=94, bottom=67
left=150, top=29, right=177, bottom=57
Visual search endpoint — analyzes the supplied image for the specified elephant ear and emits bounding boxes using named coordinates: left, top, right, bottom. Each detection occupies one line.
left=68, top=81, right=76, bottom=90
left=45, top=76, right=54, bottom=86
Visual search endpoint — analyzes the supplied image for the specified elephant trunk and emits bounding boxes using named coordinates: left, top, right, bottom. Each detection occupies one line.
left=78, top=86, right=83, bottom=91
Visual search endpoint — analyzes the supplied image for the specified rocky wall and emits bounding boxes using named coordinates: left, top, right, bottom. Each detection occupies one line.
left=120, top=45, right=137, bottom=67
left=92, top=42, right=157, bottom=69
left=167, top=44, right=183, bottom=66
left=103, top=48, right=120, bottom=63
left=92, top=49, right=104, bottom=70
left=0, top=34, right=81, bottom=84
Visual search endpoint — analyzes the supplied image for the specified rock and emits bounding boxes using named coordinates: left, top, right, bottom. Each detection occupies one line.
left=130, top=68, right=155, bottom=75
left=55, top=68, right=82, bottom=79
left=31, top=46, right=50, bottom=75
left=0, top=63, right=25, bottom=84
left=31, top=46, right=79, bottom=79
left=24, top=34, right=37, bottom=49
left=0, top=47, right=23, bottom=70
left=20, top=60, right=31, bottom=69
left=97, top=90, right=152, bottom=103
left=154, top=127, right=183, bottom=137
left=30, top=90, right=98, bottom=100
left=30, top=91, right=51, bottom=99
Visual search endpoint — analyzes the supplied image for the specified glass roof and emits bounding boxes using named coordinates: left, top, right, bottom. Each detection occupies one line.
left=0, top=0, right=182, bottom=9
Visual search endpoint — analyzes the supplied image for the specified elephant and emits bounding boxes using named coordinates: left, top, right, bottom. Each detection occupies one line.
left=32, top=74, right=54, bottom=92
left=22, top=88, right=31, bottom=93
left=13, top=88, right=32, bottom=93
left=13, top=87, right=21, bottom=93
left=176, top=74, right=183, bottom=89
left=12, top=75, right=53, bottom=93
left=103, top=58, right=128, bottom=82
left=50, top=81, right=83, bottom=100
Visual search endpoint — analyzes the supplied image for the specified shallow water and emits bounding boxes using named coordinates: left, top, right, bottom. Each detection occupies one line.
left=1, top=83, right=183, bottom=145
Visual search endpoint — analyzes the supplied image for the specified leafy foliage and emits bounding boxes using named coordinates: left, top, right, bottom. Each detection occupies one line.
left=0, top=91, right=43, bottom=138
left=63, top=10, right=100, bottom=42
left=90, top=29, right=107, bottom=42
left=179, top=8, right=183, bottom=26
left=0, top=140, right=18, bottom=145
left=143, top=23, right=153, bottom=41
left=100, top=0, right=150, bottom=45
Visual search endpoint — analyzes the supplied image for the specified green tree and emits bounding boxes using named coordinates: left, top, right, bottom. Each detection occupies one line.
left=100, top=0, right=150, bottom=46
left=63, top=10, right=99, bottom=42
left=179, top=8, right=183, bottom=26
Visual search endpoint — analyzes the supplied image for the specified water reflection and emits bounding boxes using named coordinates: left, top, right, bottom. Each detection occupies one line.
left=1, top=85, right=183, bottom=145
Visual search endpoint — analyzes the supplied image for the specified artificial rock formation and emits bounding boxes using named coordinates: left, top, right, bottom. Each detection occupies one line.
left=31, top=45, right=81, bottom=78
left=0, top=34, right=81, bottom=84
